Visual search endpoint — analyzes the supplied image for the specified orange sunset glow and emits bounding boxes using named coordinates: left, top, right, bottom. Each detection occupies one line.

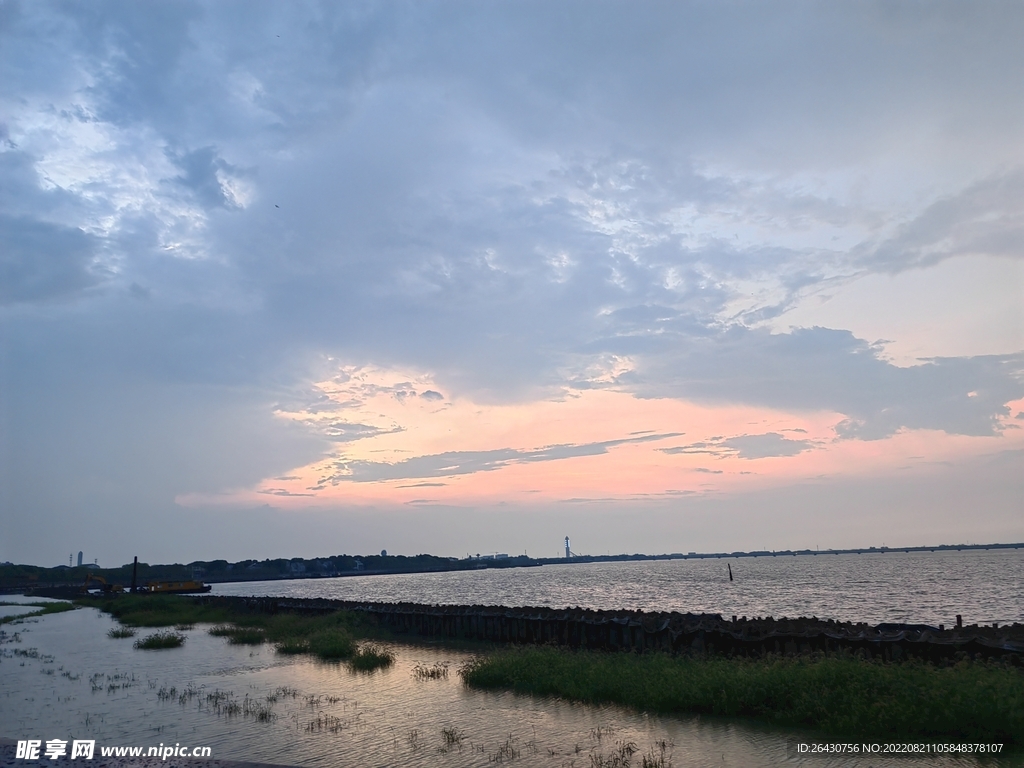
left=177, top=367, right=1024, bottom=510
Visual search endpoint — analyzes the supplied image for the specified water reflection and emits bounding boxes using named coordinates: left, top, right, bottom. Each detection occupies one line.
left=1, top=608, right=1014, bottom=767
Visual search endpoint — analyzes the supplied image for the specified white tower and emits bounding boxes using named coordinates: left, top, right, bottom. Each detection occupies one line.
left=564, top=536, right=571, bottom=559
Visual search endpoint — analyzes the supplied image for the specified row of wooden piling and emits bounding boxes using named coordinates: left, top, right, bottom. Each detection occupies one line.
left=192, top=595, right=1023, bottom=663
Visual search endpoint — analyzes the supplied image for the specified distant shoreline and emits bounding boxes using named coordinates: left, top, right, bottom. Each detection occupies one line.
left=3, top=541, right=1021, bottom=596
left=215, top=540, right=1024, bottom=584
left=538, top=540, right=1024, bottom=563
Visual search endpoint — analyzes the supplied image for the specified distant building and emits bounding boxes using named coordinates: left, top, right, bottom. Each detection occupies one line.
left=77, top=551, right=83, bottom=567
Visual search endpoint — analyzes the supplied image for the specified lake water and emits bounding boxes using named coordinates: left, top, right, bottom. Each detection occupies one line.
left=0, top=606, right=38, bottom=620
left=1, top=607, right=1017, bottom=768
left=212, top=549, right=1024, bottom=627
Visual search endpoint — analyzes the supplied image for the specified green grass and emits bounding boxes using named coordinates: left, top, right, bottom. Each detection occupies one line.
left=460, top=647, right=1024, bottom=743
left=307, top=629, right=357, bottom=660
left=82, top=595, right=386, bottom=664
left=107, top=626, right=137, bottom=639
left=349, top=643, right=396, bottom=671
left=134, top=631, right=186, bottom=650
left=274, top=638, right=310, bottom=655
left=82, top=595, right=235, bottom=628
left=0, top=601, right=76, bottom=626
left=209, top=625, right=265, bottom=644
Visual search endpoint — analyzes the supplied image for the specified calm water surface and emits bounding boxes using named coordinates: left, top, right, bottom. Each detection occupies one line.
left=213, top=549, right=1024, bottom=626
left=0, top=606, right=38, bottom=620
left=2, top=608, right=1016, bottom=768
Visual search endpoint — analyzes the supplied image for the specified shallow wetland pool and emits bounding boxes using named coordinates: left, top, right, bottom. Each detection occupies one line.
left=1, top=605, right=1019, bottom=768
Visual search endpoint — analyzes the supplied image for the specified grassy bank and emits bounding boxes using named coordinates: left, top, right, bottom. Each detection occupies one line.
left=0, top=601, right=77, bottom=626
left=461, top=646, right=1024, bottom=743
left=81, top=595, right=394, bottom=670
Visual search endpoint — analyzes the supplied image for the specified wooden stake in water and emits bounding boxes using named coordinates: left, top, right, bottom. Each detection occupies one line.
left=727, top=563, right=733, bottom=582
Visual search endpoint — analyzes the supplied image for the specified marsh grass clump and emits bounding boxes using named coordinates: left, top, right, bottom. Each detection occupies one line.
left=134, top=631, right=185, bottom=650
left=107, top=626, right=136, bottom=639
left=304, top=713, right=346, bottom=733
left=406, top=729, right=422, bottom=751
left=205, top=689, right=245, bottom=718
left=490, top=733, right=520, bottom=763
left=84, top=595, right=388, bottom=663
left=438, top=726, right=465, bottom=754
left=177, top=683, right=202, bottom=705
left=461, top=648, right=1024, bottom=744
left=242, top=694, right=275, bottom=722
left=157, top=686, right=177, bottom=701
left=640, top=740, right=673, bottom=768
left=413, top=662, right=449, bottom=680
left=307, top=629, right=357, bottom=660
left=590, top=740, right=638, bottom=768
left=349, top=643, right=395, bottom=671
left=275, top=638, right=309, bottom=655
left=209, top=625, right=265, bottom=645
left=266, top=687, right=298, bottom=704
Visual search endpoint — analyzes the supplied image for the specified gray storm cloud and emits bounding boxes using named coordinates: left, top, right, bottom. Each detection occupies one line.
left=659, top=433, right=813, bottom=460
left=329, top=433, right=683, bottom=484
left=2, top=1, right=1023, bottom=563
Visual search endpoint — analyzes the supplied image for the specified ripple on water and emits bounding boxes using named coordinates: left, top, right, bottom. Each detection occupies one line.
left=212, top=549, right=1024, bottom=626
left=0, top=607, right=1013, bottom=768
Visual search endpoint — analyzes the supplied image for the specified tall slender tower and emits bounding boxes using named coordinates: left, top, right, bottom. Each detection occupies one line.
left=564, top=536, right=571, bottom=559
left=77, top=551, right=83, bottom=567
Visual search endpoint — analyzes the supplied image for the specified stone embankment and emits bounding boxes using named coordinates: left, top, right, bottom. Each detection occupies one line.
left=192, top=595, right=1023, bottom=663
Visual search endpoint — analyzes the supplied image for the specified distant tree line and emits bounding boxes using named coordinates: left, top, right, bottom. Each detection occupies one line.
left=0, top=552, right=535, bottom=591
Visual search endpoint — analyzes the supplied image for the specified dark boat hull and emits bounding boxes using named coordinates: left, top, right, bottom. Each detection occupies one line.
left=141, top=582, right=212, bottom=595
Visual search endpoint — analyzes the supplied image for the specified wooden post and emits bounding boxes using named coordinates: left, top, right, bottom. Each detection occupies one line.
left=727, top=563, right=733, bottom=581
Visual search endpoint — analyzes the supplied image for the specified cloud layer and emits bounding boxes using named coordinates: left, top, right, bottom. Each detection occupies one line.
left=2, top=1, right=1023, bottom=564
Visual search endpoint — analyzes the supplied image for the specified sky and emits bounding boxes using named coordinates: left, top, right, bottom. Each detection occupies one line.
left=1, top=1, right=1022, bottom=567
